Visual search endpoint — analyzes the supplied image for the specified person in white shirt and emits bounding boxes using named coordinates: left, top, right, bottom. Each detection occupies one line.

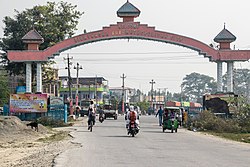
left=88, top=100, right=96, bottom=129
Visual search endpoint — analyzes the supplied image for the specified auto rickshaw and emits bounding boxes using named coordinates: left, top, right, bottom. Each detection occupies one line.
left=162, top=107, right=179, bottom=133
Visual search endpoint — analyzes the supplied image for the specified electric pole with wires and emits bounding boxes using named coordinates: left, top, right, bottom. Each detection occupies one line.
left=150, top=79, right=156, bottom=110
left=64, top=54, right=73, bottom=116
left=121, top=73, right=126, bottom=114
left=74, top=62, right=83, bottom=106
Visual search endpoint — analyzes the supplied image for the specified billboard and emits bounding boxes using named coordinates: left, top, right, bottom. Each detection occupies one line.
left=9, top=94, right=48, bottom=113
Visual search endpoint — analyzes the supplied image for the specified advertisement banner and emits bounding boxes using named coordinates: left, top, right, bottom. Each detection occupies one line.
left=9, top=94, right=48, bottom=113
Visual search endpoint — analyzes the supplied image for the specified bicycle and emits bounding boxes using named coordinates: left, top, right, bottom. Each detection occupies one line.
left=88, top=115, right=95, bottom=132
left=89, top=119, right=93, bottom=132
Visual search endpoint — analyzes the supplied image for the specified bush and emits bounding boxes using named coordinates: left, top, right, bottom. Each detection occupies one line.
left=37, top=116, right=73, bottom=128
left=189, top=110, right=241, bottom=133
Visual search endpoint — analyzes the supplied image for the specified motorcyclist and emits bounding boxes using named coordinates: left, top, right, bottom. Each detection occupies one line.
left=98, top=106, right=104, bottom=122
left=126, top=106, right=140, bottom=134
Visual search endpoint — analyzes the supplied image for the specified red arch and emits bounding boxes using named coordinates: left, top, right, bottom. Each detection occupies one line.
left=7, top=22, right=250, bottom=62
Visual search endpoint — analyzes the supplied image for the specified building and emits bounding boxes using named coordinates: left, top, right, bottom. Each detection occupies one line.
left=59, top=76, right=109, bottom=105
left=109, top=87, right=135, bottom=103
left=42, top=67, right=60, bottom=97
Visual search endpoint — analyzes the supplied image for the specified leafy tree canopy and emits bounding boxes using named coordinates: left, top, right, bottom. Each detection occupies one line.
left=223, top=68, right=250, bottom=96
left=181, top=72, right=217, bottom=103
left=0, top=1, right=83, bottom=75
left=0, top=72, right=10, bottom=105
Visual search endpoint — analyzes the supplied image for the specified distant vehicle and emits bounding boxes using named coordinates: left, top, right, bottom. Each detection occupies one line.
left=103, top=104, right=118, bottom=120
left=166, top=101, right=202, bottom=118
left=80, top=99, right=95, bottom=117
left=162, top=106, right=179, bottom=133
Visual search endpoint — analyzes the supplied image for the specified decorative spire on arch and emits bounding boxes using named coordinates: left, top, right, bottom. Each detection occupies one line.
left=214, top=23, right=236, bottom=50
left=117, top=0, right=140, bottom=22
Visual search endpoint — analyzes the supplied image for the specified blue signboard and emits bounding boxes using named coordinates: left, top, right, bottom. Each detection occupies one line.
left=16, top=86, right=26, bottom=94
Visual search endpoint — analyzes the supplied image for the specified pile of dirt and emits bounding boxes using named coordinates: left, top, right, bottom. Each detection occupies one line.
left=0, top=116, right=52, bottom=142
left=0, top=116, right=79, bottom=167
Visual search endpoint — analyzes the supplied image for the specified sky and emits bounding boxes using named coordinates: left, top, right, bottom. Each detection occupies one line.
left=1, top=0, right=250, bottom=93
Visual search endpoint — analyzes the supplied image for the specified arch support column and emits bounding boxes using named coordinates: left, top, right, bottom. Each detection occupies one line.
left=227, top=61, right=234, bottom=92
left=217, top=61, right=223, bottom=92
left=26, top=62, right=32, bottom=93
left=36, top=63, right=42, bottom=93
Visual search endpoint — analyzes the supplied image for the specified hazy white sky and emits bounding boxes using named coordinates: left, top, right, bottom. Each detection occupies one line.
left=1, top=0, right=250, bottom=93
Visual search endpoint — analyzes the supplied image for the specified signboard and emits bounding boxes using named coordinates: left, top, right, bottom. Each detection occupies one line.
left=50, top=96, right=64, bottom=105
left=9, top=94, right=48, bottom=113
left=16, top=86, right=26, bottom=94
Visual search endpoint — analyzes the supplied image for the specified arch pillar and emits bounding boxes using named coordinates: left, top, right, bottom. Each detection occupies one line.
left=227, top=61, right=234, bottom=92
left=26, top=62, right=32, bottom=93
left=217, top=61, right=223, bottom=92
left=21, top=29, right=44, bottom=93
left=36, top=63, right=42, bottom=93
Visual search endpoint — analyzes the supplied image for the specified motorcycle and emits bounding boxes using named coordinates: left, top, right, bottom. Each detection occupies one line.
left=127, top=120, right=139, bottom=137
left=99, top=113, right=104, bottom=123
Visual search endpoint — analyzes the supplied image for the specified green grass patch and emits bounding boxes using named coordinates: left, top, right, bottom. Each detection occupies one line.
left=208, top=132, right=250, bottom=143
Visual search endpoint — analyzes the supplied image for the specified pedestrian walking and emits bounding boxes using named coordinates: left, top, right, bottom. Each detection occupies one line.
left=155, top=106, right=163, bottom=126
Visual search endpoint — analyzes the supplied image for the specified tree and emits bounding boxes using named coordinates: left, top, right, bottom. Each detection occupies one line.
left=223, top=68, right=250, bottom=96
left=0, top=1, right=83, bottom=76
left=181, top=72, right=217, bottom=103
left=0, top=72, right=10, bottom=106
left=135, top=100, right=150, bottom=114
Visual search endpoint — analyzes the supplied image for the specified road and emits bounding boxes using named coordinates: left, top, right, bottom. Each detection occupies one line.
left=55, top=115, right=250, bottom=167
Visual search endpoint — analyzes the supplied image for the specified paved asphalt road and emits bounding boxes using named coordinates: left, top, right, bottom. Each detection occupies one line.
left=55, top=115, right=250, bottom=167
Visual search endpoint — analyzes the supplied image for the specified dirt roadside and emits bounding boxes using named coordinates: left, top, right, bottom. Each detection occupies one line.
left=0, top=116, right=83, bottom=167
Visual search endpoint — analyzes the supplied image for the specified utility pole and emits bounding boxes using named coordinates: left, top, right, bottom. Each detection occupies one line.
left=95, top=75, right=98, bottom=105
left=88, top=80, right=91, bottom=99
left=121, top=73, right=126, bottom=114
left=158, top=88, right=161, bottom=104
left=158, top=88, right=168, bottom=106
left=149, top=79, right=156, bottom=110
left=74, top=62, right=83, bottom=106
left=64, top=54, right=73, bottom=115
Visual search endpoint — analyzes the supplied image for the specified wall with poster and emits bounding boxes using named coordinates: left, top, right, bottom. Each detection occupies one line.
left=9, top=94, right=48, bottom=113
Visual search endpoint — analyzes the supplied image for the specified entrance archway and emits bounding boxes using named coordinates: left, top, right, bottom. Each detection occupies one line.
left=7, top=1, right=250, bottom=93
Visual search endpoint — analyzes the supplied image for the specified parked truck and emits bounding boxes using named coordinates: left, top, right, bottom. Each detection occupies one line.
left=103, top=104, right=118, bottom=120
left=203, top=92, right=238, bottom=117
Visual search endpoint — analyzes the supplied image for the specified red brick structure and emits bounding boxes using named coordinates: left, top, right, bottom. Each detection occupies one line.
left=7, top=1, right=250, bottom=93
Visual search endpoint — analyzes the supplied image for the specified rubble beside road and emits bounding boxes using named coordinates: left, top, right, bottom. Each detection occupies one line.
left=0, top=116, right=80, bottom=167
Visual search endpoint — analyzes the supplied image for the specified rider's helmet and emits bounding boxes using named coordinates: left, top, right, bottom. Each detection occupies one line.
left=129, top=105, right=134, bottom=111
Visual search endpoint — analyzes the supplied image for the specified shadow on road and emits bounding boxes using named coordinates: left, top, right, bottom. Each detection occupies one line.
left=104, top=135, right=131, bottom=138
left=142, top=130, right=163, bottom=133
left=76, top=130, right=95, bottom=133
